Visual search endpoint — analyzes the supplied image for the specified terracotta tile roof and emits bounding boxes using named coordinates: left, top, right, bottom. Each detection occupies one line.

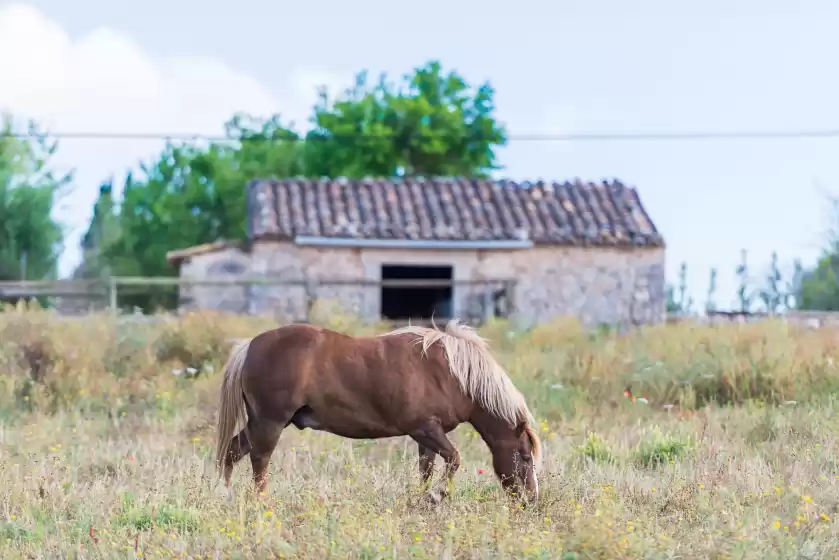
left=246, top=177, right=664, bottom=247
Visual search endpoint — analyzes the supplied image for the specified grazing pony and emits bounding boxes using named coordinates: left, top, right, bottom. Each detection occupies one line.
left=215, top=319, right=542, bottom=504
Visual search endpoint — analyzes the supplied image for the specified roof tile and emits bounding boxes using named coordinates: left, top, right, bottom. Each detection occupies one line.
left=246, top=177, right=664, bottom=247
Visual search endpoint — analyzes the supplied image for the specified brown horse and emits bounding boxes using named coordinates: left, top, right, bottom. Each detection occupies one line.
left=215, top=319, right=542, bottom=504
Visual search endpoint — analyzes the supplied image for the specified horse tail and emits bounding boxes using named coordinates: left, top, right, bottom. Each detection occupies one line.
left=215, top=338, right=252, bottom=475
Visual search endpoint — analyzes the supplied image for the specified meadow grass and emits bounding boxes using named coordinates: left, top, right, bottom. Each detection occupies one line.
left=2, top=302, right=839, bottom=558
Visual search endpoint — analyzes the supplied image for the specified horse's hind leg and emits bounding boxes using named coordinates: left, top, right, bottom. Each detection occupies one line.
left=224, top=430, right=252, bottom=488
left=410, top=422, right=461, bottom=504
left=248, top=417, right=286, bottom=495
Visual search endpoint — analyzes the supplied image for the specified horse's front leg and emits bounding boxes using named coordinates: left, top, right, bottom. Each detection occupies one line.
left=410, top=423, right=461, bottom=505
left=417, top=444, right=436, bottom=491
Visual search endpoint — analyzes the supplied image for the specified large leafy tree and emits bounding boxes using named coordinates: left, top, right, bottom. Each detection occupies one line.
left=80, top=60, right=508, bottom=309
left=795, top=256, right=836, bottom=310
left=82, top=114, right=302, bottom=310
left=75, top=180, right=119, bottom=279
left=107, top=114, right=302, bottom=277
left=305, top=60, right=508, bottom=177
left=0, top=114, right=70, bottom=283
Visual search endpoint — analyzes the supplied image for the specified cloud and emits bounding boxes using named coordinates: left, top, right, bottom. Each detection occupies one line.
left=0, top=4, right=340, bottom=278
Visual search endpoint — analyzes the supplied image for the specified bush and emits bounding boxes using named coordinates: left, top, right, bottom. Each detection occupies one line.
left=576, top=432, right=615, bottom=464
left=2, top=306, right=839, bottom=418
left=633, top=426, right=692, bottom=467
left=3, top=306, right=839, bottom=557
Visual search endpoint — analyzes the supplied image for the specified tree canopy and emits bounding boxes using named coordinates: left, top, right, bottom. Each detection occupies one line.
left=76, top=60, right=508, bottom=309
left=0, top=114, right=69, bottom=283
left=4, top=58, right=838, bottom=315
left=794, top=195, right=839, bottom=310
left=305, top=60, right=507, bottom=177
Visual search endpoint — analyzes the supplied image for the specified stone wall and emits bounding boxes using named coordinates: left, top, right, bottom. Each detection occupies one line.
left=176, top=246, right=252, bottom=314
left=175, top=241, right=666, bottom=327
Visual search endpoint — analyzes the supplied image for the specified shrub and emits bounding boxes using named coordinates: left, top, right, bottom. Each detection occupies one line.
left=575, top=432, right=615, bottom=464
left=633, top=426, right=691, bottom=467
left=2, top=306, right=839, bottom=418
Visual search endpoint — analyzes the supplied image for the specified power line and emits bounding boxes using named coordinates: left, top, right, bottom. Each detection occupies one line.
left=3, top=129, right=839, bottom=142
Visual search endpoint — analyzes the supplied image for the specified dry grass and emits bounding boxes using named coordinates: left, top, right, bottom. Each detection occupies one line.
left=2, top=301, right=839, bottom=558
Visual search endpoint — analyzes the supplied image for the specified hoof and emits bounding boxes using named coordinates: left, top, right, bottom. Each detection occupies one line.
left=425, top=490, right=444, bottom=506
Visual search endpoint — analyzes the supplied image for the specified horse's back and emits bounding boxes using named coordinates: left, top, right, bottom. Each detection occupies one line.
left=241, top=323, right=326, bottom=395
left=242, top=324, right=472, bottom=434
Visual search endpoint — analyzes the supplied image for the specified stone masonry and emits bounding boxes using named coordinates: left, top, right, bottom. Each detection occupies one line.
left=175, top=241, right=666, bottom=328
left=168, top=177, right=666, bottom=327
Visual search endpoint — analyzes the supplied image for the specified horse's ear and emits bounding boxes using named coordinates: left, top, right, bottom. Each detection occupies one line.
left=515, top=422, right=527, bottom=438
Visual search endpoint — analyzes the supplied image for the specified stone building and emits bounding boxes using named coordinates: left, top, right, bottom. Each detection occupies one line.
left=165, top=177, right=666, bottom=327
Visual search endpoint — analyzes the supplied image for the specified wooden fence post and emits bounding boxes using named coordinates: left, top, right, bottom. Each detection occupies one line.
left=504, top=280, right=517, bottom=319
left=304, top=279, right=318, bottom=322
left=109, top=277, right=117, bottom=312
left=481, top=286, right=493, bottom=325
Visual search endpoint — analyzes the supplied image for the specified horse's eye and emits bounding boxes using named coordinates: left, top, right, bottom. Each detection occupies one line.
left=520, top=454, right=532, bottom=463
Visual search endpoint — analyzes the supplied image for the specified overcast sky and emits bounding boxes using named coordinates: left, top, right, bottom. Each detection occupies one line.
left=2, top=0, right=839, bottom=310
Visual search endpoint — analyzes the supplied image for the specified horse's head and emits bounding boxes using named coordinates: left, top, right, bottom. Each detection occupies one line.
left=490, top=421, right=540, bottom=505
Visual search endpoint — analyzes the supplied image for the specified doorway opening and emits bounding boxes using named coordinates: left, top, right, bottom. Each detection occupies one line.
left=380, top=264, right=453, bottom=321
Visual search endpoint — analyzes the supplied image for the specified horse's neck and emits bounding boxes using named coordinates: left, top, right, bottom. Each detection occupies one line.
left=469, top=408, right=515, bottom=450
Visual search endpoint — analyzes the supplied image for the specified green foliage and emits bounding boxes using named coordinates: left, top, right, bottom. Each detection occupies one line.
left=305, top=60, right=507, bottom=177
left=797, top=254, right=839, bottom=310
left=705, top=267, right=718, bottom=313
left=789, top=259, right=803, bottom=308
left=758, top=252, right=784, bottom=313
left=666, top=262, right=693, bottom=314
left=78, top=60, right=507, bottom=311
left=86, top=115, right=302, bottom=310
left=0, top=114, right=70, bottom=284
left=795, top=193, right=839, bottom=310
left=736, top=249, right=754, bottom=313
left=669, top=252, right=800, bottom=317
left=74, top=181, right=119, bottom=279
left=116, top=493, right=201, bottom=532
left=575, top=432, right=614, bottom=464
left=756, top=252, right=801, bottom=313
left=633, top=427, right=690, bottom=467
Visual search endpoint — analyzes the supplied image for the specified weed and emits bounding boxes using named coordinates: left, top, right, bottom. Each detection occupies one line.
left=576, top=432, right=615, bottom=464
left=0, top=309, right=838, bottom=556
left=633, top=426, right=691, bottom=467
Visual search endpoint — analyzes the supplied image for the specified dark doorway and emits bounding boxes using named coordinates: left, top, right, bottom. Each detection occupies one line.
left=380, top=264, right=453, bottom=321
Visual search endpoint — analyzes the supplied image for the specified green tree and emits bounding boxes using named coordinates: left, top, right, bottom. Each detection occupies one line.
left=666, top=262, right=694, bottom=315
left=84, top=60, right=509, bottom=310
left=797, top=255, right=839, bottom=310
left=305, top=60, right=507, bottom=177
left=74, top=180, right=120, bottom=279
left=0, top=114, right=70, bottom=284
left=96, top=114, right=302, bottom=310
left=788, top=258, right=804, bottom=309
left=796, top=194, right=839, bottom=310
left=758, top=251, right=784, bottom=313
left=735, top=249, right=754, bottom=313
left=705, top=267, right=718, bottom=313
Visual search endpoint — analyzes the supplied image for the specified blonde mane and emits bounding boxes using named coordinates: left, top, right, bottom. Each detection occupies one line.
left=382, top=318, right=542, bottom=469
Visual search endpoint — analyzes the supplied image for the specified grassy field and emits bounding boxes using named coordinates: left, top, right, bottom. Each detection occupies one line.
left=2, top=303, right=839, bottom=558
